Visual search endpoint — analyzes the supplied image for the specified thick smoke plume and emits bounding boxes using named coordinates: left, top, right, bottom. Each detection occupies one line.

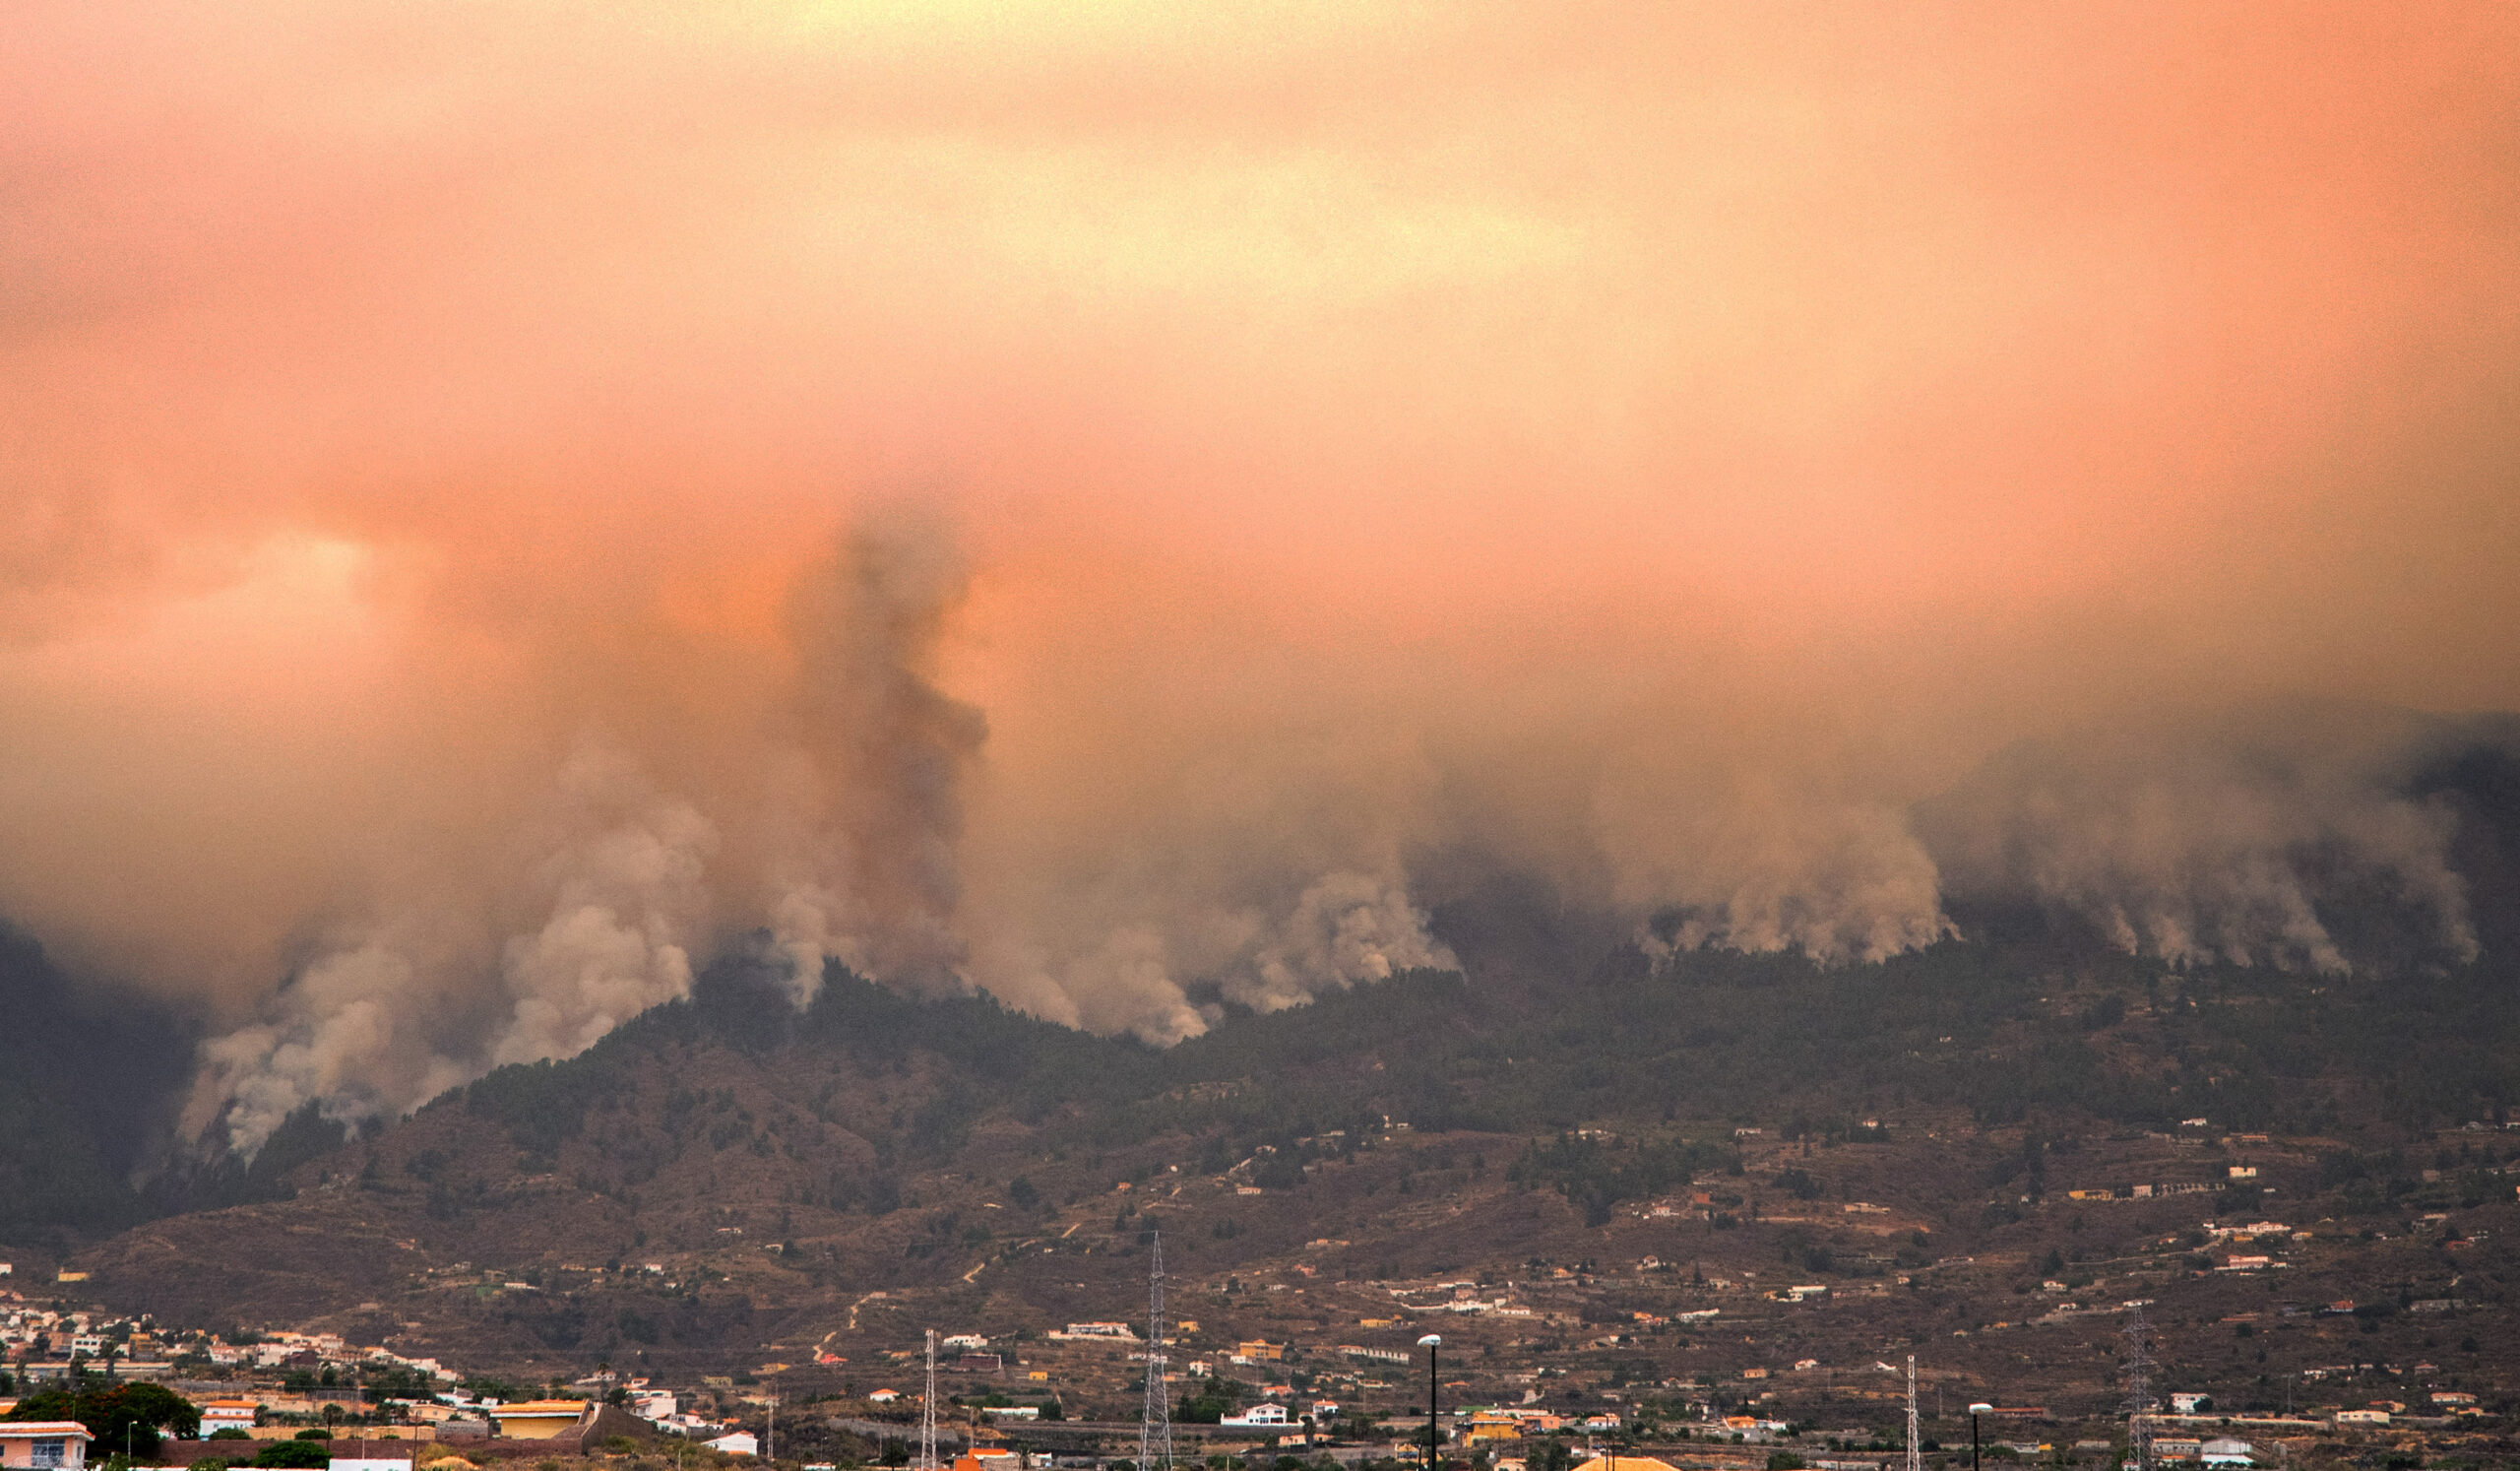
left=3, top=3, right=2519, bottom=1152
left=768, top=510, right=990, bottom=998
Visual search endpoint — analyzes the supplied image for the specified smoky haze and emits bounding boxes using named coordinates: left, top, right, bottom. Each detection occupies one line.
left=3, top=3, right=2518, bottom=1153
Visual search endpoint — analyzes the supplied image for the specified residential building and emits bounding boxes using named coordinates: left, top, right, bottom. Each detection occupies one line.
left=488, top=1401, right=593, bottom=1439
left=0, top=1423, right=92, bottom=1470
left=705, top=1433, right=758, bottom=1457
left=201, top=1400, right=262, bottom=1435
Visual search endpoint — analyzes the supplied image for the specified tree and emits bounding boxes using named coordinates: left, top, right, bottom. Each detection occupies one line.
left=251, top=1440, right=333, bottom=1468
left=5, top=1382, right=201, bottom=1458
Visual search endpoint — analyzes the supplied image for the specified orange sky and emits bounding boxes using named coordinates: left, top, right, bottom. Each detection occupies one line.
left=3, top=2, right=2516, bottom=1145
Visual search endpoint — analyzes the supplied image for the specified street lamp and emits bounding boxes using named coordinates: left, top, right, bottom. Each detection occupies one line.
left=1418, top=1336, right=1443, bottom=1471
left=1968, top=1403, right=1992, bottom=1471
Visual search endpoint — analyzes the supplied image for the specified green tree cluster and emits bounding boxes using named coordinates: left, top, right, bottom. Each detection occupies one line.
left=4, top=1382, right=202, bottom=1459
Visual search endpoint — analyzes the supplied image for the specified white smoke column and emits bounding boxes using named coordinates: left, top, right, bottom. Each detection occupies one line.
left=184, top=937, right=474, bottom=1156
left=1240, top=868, right=1456, bottom=1011
left=986, top=924, right=1214, bottom=1046
left=966, top=864, right=1452, bottom=1044
left=768, top=510, right=988, bottom=999
left=1591, top=743, right=1955, bottom=965
left=489, top=740, right=716, bottom=1065
left=187, top=738, right=715, bottom=1156
left=1916, top=708, right=2481, bottom=972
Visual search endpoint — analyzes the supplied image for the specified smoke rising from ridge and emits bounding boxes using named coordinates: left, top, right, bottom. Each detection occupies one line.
left=768, top=509, right=989, bottom=1000
left=3, top=3, right=2520, bottom=1151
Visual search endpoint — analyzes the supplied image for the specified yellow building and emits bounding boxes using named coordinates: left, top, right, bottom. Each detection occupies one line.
left=489, top=1401, right=593, bottom=1439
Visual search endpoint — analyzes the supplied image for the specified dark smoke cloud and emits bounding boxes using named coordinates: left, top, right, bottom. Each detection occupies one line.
left=768, top=508, right=989, bottom=996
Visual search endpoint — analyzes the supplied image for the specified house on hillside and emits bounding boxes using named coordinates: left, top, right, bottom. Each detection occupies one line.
left=2200, top=1439, right=2254, bottom=1466
left=705, top=1432, right=758, bottom=1457
left=200, top=1399, right=261, bottom=1435
left=0, top=1422, right=93, bottom=1470
left=489, top=1401, right=594, bottom=1439
left=1463, top=1416, right=1521, bottom=1448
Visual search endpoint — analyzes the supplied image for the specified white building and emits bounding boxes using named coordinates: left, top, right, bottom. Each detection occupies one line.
left=1222, top=1405, right=1290, bottom=1428
left=200, top=1400, right=261, bottom=1435
left=705, top=1433, right=759, bottom=1457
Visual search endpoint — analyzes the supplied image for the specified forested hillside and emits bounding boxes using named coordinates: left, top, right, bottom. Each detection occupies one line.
left=0, top=927, right=193, bottom=1246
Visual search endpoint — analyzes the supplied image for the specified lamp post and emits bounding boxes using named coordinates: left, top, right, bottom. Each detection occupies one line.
left=1968, top=1403, right=1992, bottom=1471
left=1419, top=1335, right=1443, bottom=1471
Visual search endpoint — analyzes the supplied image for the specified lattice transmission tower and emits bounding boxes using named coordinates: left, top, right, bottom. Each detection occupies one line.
left=1905, top=1356, right=1922, bottom=1471
left=1140, top=1230, right=1174, bottom=1471
left=920, top=1328, right=940, bottom=1471
left=2122, top=1304, right=2159, bottom=1471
